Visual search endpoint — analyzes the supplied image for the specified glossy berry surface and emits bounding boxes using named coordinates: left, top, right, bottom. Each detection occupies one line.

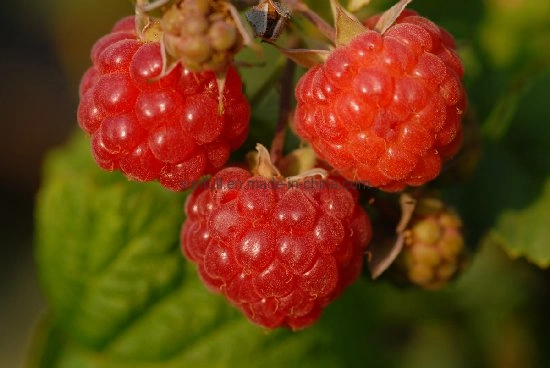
left=181, top=167, right=372, bottom=329
left=77, top=16, right=250, bottom=191
left=294, top=10, right=466, bottom=192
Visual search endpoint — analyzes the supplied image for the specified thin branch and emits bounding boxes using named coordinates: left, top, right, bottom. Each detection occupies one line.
left=270, top=59, right=296, bottom=165
left=292, top=1, right=335, bottom=42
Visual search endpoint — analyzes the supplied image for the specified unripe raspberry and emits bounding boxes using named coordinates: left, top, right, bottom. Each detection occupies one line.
left=209, top=21, right=238, bottom=51
left=294, top=10, right=466, bottom=191
left=162, top=0, right=242, bottom=72
left=394, top=197, right=466, bottom=290
left=77, top=15, right=250, bottom=191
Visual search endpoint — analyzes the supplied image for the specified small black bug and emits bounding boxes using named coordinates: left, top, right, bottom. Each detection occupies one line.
left=246, top=0, right=291, bottom=41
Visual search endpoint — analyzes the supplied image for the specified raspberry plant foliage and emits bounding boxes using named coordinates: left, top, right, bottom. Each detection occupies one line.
left=73, top=0, right=470, bottom=331
left=33, top=135, right=382, bottom=366
left=31, top=0, right=550, bottom=365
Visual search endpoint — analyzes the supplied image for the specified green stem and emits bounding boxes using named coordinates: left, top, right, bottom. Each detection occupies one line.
left=291, top=1, right=335, bottom=42
left=270, top=59, right=297, bottom=165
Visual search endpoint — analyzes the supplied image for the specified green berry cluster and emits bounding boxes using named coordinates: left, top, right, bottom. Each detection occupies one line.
left=162, top=0, right=240, bottom=71
left=397, top=198, right=466, bottom=290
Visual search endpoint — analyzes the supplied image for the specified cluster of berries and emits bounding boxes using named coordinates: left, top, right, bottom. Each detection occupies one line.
left=162, top=0, right=242, bottom=71
left=77, top=0, right=466, bottom=329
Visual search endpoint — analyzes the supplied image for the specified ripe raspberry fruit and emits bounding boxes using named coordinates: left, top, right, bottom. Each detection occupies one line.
left=180, top=149, right=372, bottom=329
left=294, top=9, right=466, bottom=192
left=394, top=197, right=466, bottom=290
left=77, top=15, right=250, bottom=191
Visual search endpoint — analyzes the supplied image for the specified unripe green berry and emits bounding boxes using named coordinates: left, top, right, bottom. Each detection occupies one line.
left=410, top=244, right=441, bottom=267
left=409, top=264, right=434, bottom=285
left=440, top=232, right=464, bottom=259
left=160, top=0, right=243, bottom=72
left=163, top=7, right=185, bottom=34
left=411, top=218, right=441, bottom=245
left=185, top=0, right=210, bottom=16
left=177, top=36, right=212, bottom=63
left=394, top=198, right=467, bottom=290
left=181, top=17, right=209, bottom=36
left=209, top=21, right=238, bottom=51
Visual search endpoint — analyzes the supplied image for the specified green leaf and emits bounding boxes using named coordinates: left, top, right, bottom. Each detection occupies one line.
left=444, top=71, right=550, bottom=247
left=31, top=281, right=392, bottom=367
left=35, top=133, right=189, bottom=350
left=503, top=70, right=550, bottom=183
left=490, top=178, right=550, bottom=268
left=32, top=133, right=393, bottom=367
left=444, top=143, right=540, bottom=248
left=31, top=132, right=549, bottom=367
left=236, top=43, right=285, bottom=102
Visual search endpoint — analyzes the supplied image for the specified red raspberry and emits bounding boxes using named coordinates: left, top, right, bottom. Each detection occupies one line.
left=77, top=16, right=250, bottom=191
left=294, top=10, right=466, bottom=192
left=180, top=167, right=372, bottom=329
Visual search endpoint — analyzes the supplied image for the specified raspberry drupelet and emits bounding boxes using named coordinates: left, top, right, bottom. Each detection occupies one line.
left=77, top=16, right=250, bottom=191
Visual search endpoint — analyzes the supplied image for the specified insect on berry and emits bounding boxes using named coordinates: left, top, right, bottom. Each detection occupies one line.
left=246, top=0, right=291, bottom=41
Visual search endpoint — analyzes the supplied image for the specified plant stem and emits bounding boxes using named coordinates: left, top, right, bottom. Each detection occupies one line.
left=270, top=59, right=296, bottom=165
left=288, top=1, right=335, bottom=42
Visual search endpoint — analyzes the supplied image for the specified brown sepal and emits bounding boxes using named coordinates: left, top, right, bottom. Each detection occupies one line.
left=250, top=144, right=283, bottom=179
left=330, top=0, right=367, bottom=47
left=374, top=0, right=413, bottom=34
left=266, top=41, right=329, bottom=67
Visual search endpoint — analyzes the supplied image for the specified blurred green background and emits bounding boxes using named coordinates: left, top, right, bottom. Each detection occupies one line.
left=0, top=1, right=130, bottom=366
left=1, top=0, right=549, bottom=367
